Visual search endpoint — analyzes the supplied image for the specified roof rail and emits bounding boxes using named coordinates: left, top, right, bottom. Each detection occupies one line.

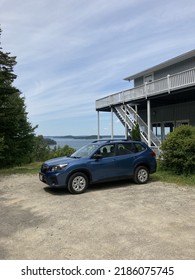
left=92, top=139, right=109, bottom=143
left=92, top=138, right=128, bottom=143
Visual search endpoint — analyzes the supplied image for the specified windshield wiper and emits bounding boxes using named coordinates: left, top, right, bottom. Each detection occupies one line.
left=70, top=156, right=81, bottom=159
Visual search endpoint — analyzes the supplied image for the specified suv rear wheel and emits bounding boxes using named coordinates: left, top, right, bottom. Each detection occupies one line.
left=68, top=172, right=88, bottom=194
left=134, top=166, right=149, bottom=184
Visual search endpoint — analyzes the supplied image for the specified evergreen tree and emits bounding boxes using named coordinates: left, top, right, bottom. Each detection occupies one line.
left=0, top=28, right=37, bottom=167
left=131, top=123, right=141, bottom=141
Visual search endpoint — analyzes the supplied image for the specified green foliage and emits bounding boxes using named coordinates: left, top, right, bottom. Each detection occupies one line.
left=161, top=125, right=195, bottom=175
left=32, top=135, right=75, bottom=161
left=0, top=136, right=5, bottom=158
left=33, top=135, right=51, bottom=161
left=131, top=123, right=141, bottom=141
left=0, top=161, right=41, bottom=175
left=43, top=138, right=56, bottom=145
left=50, top=145, right=75, bottom=159
left=151, top=160, right=195, bottom=186
left=0, top=29, right=37, bottom=167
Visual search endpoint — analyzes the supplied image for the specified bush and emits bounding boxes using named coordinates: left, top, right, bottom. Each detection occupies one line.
left=131, top=123, right=141, bottom=141
left=33, top=135, right=75, bottom=161
left=33, top=135, right=50, bottom=161
left=50, top=145, right=75, bottom=158
left=161, top=125, right=195, bottom=174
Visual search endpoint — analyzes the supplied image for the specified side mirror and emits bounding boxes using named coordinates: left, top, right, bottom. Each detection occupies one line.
left=93, top=154, right=103, bottom=160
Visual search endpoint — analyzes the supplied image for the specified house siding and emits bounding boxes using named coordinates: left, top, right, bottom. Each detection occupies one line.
left=154, top=57, right=195, bottom=80
left=134, top=76, right=144, bottom=87
left=134, top=57, right=195, bottom=87
left=139, top=101, right=195, bottom=126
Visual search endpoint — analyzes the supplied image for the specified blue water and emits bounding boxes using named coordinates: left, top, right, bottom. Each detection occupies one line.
left=49, top=137, right=97, bottom=150
left=49, top=136, right=125, bottom=150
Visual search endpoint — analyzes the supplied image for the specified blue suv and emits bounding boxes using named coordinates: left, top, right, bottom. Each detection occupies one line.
left=39, top=140, right=156, bottom=194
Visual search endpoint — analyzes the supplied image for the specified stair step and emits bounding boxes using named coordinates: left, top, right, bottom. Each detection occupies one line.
left=114, top=105, right=161, bottom=149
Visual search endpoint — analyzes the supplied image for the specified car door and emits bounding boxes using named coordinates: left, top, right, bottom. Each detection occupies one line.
left=89, top=144, right=118, bottom=182
left=115, top=143, right=137, bottom=177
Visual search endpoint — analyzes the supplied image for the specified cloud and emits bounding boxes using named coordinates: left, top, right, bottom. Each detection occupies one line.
left=1, top=0, right=195, bottom=135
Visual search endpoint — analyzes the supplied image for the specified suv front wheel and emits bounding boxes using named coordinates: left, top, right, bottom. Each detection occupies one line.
left=68, top=172, right=88, bottom=194
left=134, top=166, right=149, bottom=184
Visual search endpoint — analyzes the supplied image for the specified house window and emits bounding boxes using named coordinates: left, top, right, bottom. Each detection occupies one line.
left=163, top=122, right=174, bottom=139
left=176, top=120, right=189, bottom=127
left=144, top=73, right=154, bottom=83
left=153, top=122, right=175, bottom=141
left=152, top=123, right=161, bottom=139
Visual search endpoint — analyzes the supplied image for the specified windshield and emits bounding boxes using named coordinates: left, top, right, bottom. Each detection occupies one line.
left=71, top=143, right=98, bottom=158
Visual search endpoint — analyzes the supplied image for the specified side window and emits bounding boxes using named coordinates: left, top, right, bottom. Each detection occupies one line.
left=117, top=143, right=137, bottom=155
left=98, top=144, right=115, bottom=158
left=134, top=143, right=146, bottom=152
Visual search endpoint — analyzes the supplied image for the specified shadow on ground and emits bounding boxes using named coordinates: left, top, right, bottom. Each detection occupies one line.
left=43, top=178, right=139, bottom=195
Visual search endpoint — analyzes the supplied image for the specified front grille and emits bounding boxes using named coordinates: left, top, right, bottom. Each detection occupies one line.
left=41, top=164, right=50, bottom=173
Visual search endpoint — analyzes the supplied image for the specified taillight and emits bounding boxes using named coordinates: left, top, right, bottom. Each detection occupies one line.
left=151, top=151, right=156, bottom=157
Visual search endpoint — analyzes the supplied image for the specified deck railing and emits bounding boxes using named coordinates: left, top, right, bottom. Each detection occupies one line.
left=96, top=67, right=195, bottom=110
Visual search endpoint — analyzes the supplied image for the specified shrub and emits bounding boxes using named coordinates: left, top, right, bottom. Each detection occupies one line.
left=161, top=125, right=195, bottom=174
left=33, top=135, right=50, bottom=161
left=33, top=136, right=75, bottom=161
left=50, top=145, right=75, bottom=158
left=131, top=123, right=141, bottom=141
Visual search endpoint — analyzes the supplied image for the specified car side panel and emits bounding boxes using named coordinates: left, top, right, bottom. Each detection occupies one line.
left=115, top=153, right=136, bottom=177
left=88, top=157, right=118, bottom=182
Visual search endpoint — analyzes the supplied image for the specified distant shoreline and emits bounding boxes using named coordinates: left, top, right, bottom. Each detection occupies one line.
left=45, top=135, right=124, bottom=140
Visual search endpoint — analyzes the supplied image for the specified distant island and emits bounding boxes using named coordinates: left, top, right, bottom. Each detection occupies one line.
left=45, top=135, right=124, bottom=140
left=43, top=138, right=57, bottom=145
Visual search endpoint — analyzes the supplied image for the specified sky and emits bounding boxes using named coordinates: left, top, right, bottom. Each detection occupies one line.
left=1, top=0, right=195, bottom=136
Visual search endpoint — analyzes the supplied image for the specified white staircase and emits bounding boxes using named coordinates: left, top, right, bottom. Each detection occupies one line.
left=114, top=104, right=161, bottom=149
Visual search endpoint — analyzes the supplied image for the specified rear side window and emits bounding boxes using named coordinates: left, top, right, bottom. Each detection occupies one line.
left=116, top=143, right=137, bottom=155
left=134, top=143, right=146, bottom=152
left=116, top=142, right=146, bottom=155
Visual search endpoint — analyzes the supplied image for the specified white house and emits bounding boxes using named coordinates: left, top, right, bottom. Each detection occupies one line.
left=96, top=49, right=195, bottom=150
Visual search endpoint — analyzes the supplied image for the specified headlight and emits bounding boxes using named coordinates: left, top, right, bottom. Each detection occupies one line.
left=51, top=164, right=68, bottom=171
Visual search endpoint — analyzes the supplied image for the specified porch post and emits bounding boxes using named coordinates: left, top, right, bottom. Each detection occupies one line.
left=135, top=104, right=138, bottom=122
left=97, top=111, right=100, bottom=140
left=167, top=74, right=170, bottom=93
left=147, top=100, right=151, bottom=147
left=125, top=105, right=128, bottom=139
left=111, top=107, right=114, bottom=139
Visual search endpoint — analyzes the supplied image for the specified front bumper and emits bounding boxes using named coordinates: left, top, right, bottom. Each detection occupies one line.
left=39, top=172, right=65, bottom=187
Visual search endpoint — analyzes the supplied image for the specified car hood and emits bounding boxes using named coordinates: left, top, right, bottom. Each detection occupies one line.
left=45, top=156, right=78, bottom=166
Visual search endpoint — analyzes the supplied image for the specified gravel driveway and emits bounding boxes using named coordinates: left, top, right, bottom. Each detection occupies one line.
left=0, top=174, right=195, bottom=260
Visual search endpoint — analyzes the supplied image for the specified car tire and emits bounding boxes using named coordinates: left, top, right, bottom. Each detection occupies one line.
left=134, top=166, right=149, bottom=184
left=68, top=172, right=88, bottom=194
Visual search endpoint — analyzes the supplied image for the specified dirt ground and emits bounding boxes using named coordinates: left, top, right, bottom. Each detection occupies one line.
left=0, top=174, right=195, bottom=260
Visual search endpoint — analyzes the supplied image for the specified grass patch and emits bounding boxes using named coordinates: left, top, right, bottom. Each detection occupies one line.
left=0, top=162, right=41, bottom=175
left=151, top=162, right=195, bottom=186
